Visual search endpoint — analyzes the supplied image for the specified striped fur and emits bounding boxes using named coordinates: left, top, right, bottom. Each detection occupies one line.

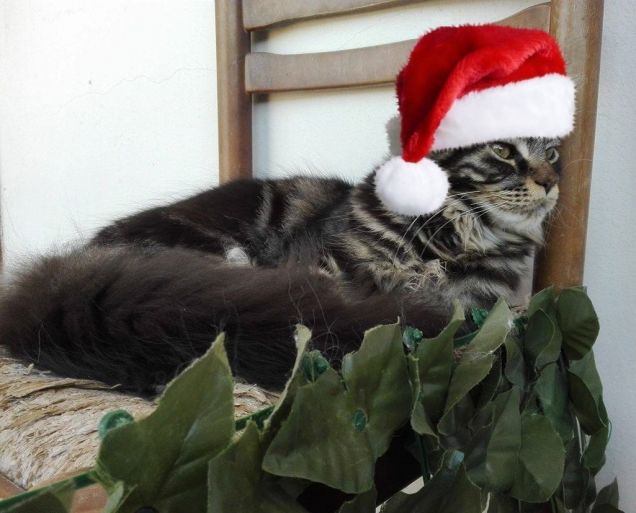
left=93, top=137, right=559, bottom=306
left=0, top=137, right=560, bottom=392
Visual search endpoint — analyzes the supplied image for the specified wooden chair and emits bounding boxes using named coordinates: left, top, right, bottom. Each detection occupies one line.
left=0, top=1, right=604, bottom=511
left=215, top=1, right=604, bottom=509
left=217, top=0, right=604, bottom=293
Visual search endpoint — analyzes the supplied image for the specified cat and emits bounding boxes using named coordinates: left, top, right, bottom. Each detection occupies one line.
left=0, top=137, right=560, bottom=394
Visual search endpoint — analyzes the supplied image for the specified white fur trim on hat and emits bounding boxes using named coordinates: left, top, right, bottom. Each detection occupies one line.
left=375, top=156, right=449, bottom=216
left=431, top=73, right=576, bottom=151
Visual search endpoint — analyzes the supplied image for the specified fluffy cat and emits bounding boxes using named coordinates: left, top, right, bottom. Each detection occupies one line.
left=0, top=137, right=560, bottom=393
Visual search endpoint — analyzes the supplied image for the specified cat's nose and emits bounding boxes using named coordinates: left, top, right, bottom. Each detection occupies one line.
left=531, top=164, right=559, bottom=193
left=534, top=175, right=558, bottom=193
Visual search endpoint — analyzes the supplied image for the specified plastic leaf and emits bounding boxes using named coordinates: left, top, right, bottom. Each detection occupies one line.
left=410, top=302, right=464, bottom=425
left=561, top=439, right=591, bottom=510
left=438, top=301, right=511, bottom=436
left=263, top=324, right=411, bottom=494
left=337, top=489, right=377, bottom=513
left=464, top=299, right=513, bottom=357
left=486, top=494, right=519, bottom=512
left=207, top=422, right=307, bottom=513
left=95, top=335, right=235, bottom=513
left=476, top=357, right=503, bottom=409
left=465, top=387, right=522, bottom=491
left=263, top=369, right=374, bottom=493
left=438, top=354, right=494, bottom=436
left=527, top=287, right=556, bottom=318
left=342, top=324, right=412, bottom=457
left=584, top=424, right=610, bottom=473
left=0, top=481, right=74, bottom=513
left=556, top=288, right=600, bottom=360
left=593, top=479, right=620, bottom=511
left=438, top=465, right=482, bottom=513
left=503, top=335, right=526, bottom=388
left=535, top=363, right=573, bottom=443
left=262, top=326, right=312, bottom=444
left=380, top=450, right=467, bottom=513
left=510, top=414, right=565, bottom=503
left=568, top=352, right=608, bottom=434
left=525, top=310, right=562, bottom=370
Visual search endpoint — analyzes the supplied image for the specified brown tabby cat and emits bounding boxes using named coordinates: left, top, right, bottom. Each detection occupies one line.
left=0, top=137, right=560, bottom=393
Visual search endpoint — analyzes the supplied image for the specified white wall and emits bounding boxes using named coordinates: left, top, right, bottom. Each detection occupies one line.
left=584, top=0, right=636, bottom=506
left=0, top=1, right=634, bottom=508
left=0, top=0, right=218, bottom=269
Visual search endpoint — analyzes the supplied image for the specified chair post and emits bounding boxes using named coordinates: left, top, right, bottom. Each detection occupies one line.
left=215, top=0, right=253, bottom=182
left=533, top=0, right=604, bottom=291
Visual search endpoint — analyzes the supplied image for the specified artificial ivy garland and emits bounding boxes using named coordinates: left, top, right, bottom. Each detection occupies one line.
left=0, top=288, right=623, bottom=513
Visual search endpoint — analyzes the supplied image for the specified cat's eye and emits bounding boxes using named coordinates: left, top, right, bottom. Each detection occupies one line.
left=546, top=147, right=560, bottom=163
left=489, top=143, right=513, bottom=160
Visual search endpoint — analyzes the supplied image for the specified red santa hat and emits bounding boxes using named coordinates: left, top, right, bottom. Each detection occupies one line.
left=375, top=24, right=576, bottom=216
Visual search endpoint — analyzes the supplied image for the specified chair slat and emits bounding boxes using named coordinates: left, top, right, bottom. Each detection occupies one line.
left=0, top=474, right=23, bottom=499
left=216, top=0, right=253, bottom=182
left=245, top=3, right=550, bottom=93
left=533, top=0, right=605, bottom=291
left=243, top=0, right=421, bottom=31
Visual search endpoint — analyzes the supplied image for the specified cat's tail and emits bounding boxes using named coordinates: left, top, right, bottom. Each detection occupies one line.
left=0, top=246, right=451, bottom=393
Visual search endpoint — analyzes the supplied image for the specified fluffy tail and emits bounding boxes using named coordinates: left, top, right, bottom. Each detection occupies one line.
left=0, top=246, right=451, bottom=393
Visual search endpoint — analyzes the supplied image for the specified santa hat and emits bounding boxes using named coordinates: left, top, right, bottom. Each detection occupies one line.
left=375, top=24, right=576, bottom=216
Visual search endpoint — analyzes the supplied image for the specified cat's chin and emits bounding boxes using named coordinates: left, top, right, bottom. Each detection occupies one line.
left=489, top=205, right=552, bottom=240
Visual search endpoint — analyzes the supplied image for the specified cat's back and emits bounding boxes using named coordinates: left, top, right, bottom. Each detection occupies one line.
left=91, top=175, right=353, bottom=262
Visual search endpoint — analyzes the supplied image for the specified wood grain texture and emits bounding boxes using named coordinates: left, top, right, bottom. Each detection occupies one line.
left=0, top=474, right=23, bottom=499
left=534, top=0, right=604, bottom=291
left=216, top=0, right=253, bottom=182
left=245, top=3, right=550, bottom=93
left=243, top=0, right=422, bottom=31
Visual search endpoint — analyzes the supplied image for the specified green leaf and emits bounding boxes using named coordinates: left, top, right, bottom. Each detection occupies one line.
left=466, top=387, right=522, bottom=491
left=503, top=335, right=526, bottom=388
left=525, top=310, right=562, bottom=370
left=380, top=451, right=469, bottom=513
left=263, top=326, right=313, bottom=443
left=438, top=354, right=494, bottom=436
left=342, top=324, right=412, bottom=457
left=535, top=363, right=573, bottom=443
left=568, top=352, right=608, bottom=434
left=556, top=288, right=600, bottom=360
left=584, top=424, right=610, bottom=473
left=476, top=357, right=503, bottom=409
left=0, top=481, right=74, bottom=513
left=464, top=299, right=513, bottom=357
left=207, top=422, right=307, bottom=513
left=438, top=300, right=511, bottom=437
left=527, top=287, right=556, bottom=318
left=98, top=410, right=135, bottom=440
left=264, top=324, right=411, bottom=494
left=593, top=479, right=620, bottom=510
left=486, top=494, right=519, bottom=512
left=302, top=350, right=331, bottom=382
left=510, top=414, right=565, bottom=503
left=561, top=439, right=590, bottom=510
left=95, top=335, right=235, bottom=513
left=410, top=303, right=464, bottom=426
left=337, top=488, right=377, bottom=513
left=438, top=465, right=482, bottom=513
left=264, top=369, right=374, bottom=493
left=592, top=506, right=625, bottom=513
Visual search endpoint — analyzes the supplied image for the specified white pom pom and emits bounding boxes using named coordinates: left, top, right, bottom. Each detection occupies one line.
left=374, top=157, right=449, bottom=216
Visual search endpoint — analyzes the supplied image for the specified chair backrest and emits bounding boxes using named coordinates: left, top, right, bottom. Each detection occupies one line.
left=215, top=0, right=604, bottom=292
